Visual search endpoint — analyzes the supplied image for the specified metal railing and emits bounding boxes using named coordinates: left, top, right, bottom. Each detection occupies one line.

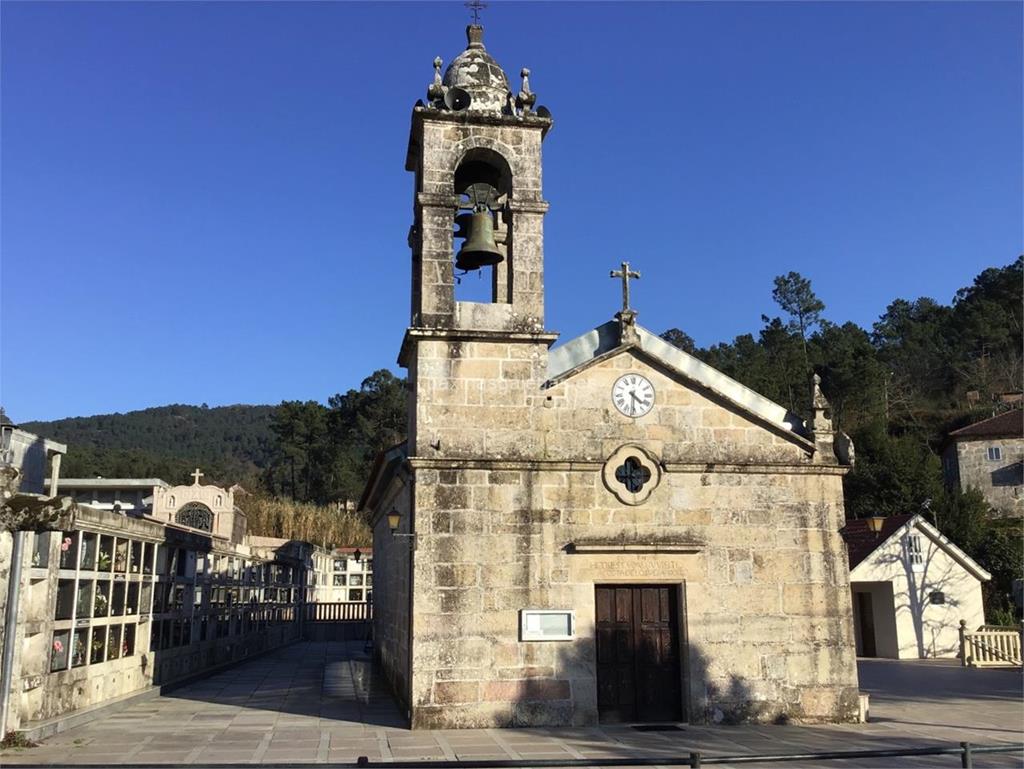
left=304, top=601, right=372, bottom=622
left=350, top=743, right=1023, bottom=768
left=8, top=742, right=1021, bottom=768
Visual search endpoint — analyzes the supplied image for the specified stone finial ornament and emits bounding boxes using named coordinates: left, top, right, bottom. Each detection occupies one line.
left=835, top=431, right=855, bottom=466
left=427, top=56, right=445, bottom=105
left=617, top=309, right=640, bottom=346
left=810, top=373, right=833, bottom=433
left=516, top=67, right=537, bottom=114
left=809, top=372, right=838, bottom=463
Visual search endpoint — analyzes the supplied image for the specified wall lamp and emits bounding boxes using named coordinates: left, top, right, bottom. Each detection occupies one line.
left=387, top=510, right=417, bottom=546
left=867, top=516, right=886, bottom=537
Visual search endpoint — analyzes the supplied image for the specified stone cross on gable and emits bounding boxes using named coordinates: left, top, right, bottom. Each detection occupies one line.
left=191, top=468, right=204, bottom=485
left=610, top=261, right=641, bottom=312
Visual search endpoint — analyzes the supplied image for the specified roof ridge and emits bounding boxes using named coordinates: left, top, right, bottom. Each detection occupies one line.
left=949, top=408, right=1023, bottom=438
left=546, top=320, right=811, bottom=442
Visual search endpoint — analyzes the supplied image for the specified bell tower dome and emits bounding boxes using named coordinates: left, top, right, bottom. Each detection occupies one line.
left=400, top=24, right=556, bottom=459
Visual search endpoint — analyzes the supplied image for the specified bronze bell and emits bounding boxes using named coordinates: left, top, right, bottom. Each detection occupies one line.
left=455, top=207, right=503, bottom=271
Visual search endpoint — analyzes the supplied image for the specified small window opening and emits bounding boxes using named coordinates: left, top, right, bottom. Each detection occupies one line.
left=615, top=456, right=652, bottom=494
left=987, top=446, right=1002, bottom=461
left=906, top=534, right=924, bottom=568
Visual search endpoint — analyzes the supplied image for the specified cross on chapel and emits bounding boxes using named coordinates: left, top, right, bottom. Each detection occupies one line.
left=466, top=0, right=487, bottom=24
left=191, top=468, right=204, bottom=485
left=610, top=261, right=641, bottom=312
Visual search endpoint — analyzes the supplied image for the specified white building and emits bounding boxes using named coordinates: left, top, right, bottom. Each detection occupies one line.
left=48, top=478, right=167, bottom=517
left=324, top=547, right=372, bottom=604
left=843, top=514, right=989, bottom=659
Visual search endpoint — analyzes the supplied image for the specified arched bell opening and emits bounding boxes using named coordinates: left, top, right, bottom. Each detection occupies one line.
left=452, top=149, right=513, bottom=304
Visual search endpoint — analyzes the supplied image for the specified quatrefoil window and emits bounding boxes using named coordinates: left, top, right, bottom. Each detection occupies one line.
left=602, top=445, right=662, bottom=505
left=615, top=456, right=651, bottom=493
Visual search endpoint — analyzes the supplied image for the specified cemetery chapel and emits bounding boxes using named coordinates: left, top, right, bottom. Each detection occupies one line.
left=360, top=23, right=860, bottom=729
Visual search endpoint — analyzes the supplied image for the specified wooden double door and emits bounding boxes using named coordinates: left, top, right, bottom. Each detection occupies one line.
left=595, top=585, right=684, bottom=723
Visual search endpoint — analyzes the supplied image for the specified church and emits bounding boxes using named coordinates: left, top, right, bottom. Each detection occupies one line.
left=360, top=24, right=860, bottom=728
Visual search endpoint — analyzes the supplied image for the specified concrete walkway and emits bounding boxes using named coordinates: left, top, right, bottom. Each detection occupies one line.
left=2, top=643, right=1021, bottom=767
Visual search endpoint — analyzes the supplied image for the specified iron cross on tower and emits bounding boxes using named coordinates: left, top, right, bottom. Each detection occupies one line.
left=466, top=0, right=487, bottom=24
left=610, top=261, right=641, bottom=312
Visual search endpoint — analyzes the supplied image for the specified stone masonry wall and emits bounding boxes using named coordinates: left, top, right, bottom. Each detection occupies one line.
left=405, top=352, right=860, bottom=727
left=955, top=439, right=1023, bottom=517
left=372, top=481, right=412, bottom=715
left=410, top=338, right=550, bottom=459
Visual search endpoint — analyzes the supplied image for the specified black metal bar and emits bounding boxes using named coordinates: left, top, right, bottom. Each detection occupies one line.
left=8, top=743, right=1022, bottom=769
left=961, top=741, right=972, bottom=769
left=330, top=743, right=1022, bottom=769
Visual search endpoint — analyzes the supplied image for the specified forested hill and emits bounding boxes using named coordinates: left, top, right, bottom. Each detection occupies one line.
left=21, top=404, right=276, bottom=488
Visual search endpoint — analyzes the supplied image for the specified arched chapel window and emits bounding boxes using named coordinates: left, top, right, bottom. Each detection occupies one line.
left=176, top=502, right=214, bottom=532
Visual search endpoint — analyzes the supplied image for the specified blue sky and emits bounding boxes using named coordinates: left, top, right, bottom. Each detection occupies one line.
left=3, top=1, right=1021, bottom=422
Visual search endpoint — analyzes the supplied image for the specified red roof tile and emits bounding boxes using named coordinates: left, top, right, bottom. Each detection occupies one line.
left=841, top=514, right=916, bottom=570
left=949, top=409, right=1023, bottom=440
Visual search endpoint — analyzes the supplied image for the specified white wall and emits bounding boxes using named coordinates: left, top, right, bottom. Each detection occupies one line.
left=850, top=521, right=986, bottom=659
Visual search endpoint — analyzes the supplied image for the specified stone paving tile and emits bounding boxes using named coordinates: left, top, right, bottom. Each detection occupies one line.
left=5, top=644, right=1022, bottom=767
left=262, top=749, right=319, bottom=761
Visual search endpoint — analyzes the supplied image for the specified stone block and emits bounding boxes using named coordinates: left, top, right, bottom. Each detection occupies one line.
left=482, top=679, right=570, bottom=702
left=438, top=588, right=482, bottom=613
left=512, top=700, right=574, bottom=726
left=782, top=584, right=843, bottom=616
left=434, top=563, right=480, bottom=588
left=430, top=510, right=452, bottom=534
left=497, top=665, right=554, bottom=679
left=412, top=702, right=513, bottom=729
left=433, top=680, right=480, bottom=704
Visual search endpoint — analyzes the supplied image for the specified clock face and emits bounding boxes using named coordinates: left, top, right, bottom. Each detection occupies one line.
left=612, top=374, right=655, bottom=418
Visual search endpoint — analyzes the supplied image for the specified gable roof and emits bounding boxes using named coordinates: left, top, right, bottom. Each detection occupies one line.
left=546, top=319, right=812, bottom=445
left=949, top=409, right=1023, bottom=441
left=357, top=441, right=408, bottom=515
left=841, top=513, right=992, bottom=581
left=842, top=514, right=916, bottom=570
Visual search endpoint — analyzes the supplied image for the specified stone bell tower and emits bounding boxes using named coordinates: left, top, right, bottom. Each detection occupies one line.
left=399, top=25, right=557, bottom=460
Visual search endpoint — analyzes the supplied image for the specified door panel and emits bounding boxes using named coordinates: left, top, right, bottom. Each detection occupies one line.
left=595, top=585, right=683, bottom=723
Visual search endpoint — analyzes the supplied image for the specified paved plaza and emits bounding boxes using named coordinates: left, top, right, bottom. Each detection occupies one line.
left=2, top=642, right=1021, bottom=767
